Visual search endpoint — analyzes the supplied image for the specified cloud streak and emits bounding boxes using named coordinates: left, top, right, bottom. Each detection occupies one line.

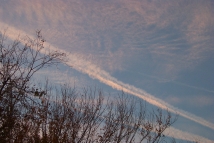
left=1, top=22, right=214, bottom=143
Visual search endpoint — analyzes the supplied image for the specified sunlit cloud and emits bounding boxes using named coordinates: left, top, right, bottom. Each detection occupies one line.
left=1, top=0, right=213, bottom=80
left=1, top=22, right=213, bottom=142
left=185, top=2, right=214, bottom=62
left=1, top=1, right=214, bottom=141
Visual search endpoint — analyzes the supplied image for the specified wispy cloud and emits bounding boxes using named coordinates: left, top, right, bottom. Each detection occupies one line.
left=1, top=0, right=213, bottom=79
left=1, top=22, right=213, bottom=142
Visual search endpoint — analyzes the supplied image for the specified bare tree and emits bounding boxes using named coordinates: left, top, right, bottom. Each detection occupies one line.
left=0, top=30, right=180, bottom=143
left=0, top=30, right=65, bottom=142
left=25, top=86, right=177, bottom=143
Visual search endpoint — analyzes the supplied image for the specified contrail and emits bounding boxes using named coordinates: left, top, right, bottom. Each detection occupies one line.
left=48, top=47, right=214, bottom=132
left=1, top=23, right=214, bottom=143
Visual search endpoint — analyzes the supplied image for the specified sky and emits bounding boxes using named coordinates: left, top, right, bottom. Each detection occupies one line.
left=0, top=0, right=214, bottom=142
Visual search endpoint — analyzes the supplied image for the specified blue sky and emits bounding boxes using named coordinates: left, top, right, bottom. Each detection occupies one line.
left=0, top=0, right=214, bottom=142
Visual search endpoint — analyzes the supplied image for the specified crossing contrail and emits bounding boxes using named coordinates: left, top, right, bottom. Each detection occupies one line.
left=1, top=22, right=214, bottom=143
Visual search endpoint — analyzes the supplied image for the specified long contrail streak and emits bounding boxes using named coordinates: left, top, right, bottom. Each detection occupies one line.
left=1, top=23, right=213, bottom=143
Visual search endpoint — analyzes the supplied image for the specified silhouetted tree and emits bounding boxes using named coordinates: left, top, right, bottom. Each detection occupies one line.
left=0, top=30, right=65, bottom=142
left=0, top=30, right=184, bottom=143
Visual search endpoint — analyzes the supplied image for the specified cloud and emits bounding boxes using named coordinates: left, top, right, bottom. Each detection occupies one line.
left=1, top=0, right=213, bottom=81
left=1, top=22, right=214, bottom=142
left=121, top=0, right=214, bottom=79
left=180, top=1, right=214, bottom=66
